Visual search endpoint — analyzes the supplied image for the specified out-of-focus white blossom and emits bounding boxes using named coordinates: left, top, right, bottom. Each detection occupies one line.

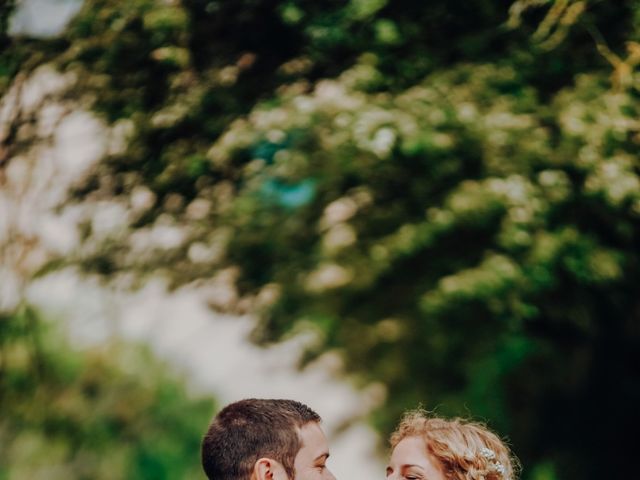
left=130, top=186, right=157, bottom=213
left=320, top=197, right=359, bottom=229
left=186, top=198, right=212, bottom=220
left=306, top=264, right=354, bottom=292
left=323, top=223, right=357, bottom=253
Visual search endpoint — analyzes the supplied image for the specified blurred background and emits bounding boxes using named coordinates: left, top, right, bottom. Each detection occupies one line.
left=2, top=0, right=640, bottom=479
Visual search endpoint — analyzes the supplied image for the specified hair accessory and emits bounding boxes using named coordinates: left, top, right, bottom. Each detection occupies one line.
left=480, top=447, right=496, bottom=460
left=479, top=447, right=508, bottom=479
left=494, top=463, right=506, bottom=475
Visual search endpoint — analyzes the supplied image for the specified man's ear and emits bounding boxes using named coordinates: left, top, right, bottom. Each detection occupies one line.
left=252, top=458, right=287, bottom=480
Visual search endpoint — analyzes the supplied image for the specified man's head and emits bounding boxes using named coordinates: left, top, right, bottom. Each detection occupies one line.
left=201, top=398, right=336, bottom=480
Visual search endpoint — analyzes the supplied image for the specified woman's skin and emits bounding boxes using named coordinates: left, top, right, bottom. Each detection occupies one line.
left=386, top=437, right=446, bottom=480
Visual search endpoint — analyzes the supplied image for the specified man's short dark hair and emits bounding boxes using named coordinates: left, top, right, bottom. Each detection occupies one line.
left=201, top=398, right=322, bottom=480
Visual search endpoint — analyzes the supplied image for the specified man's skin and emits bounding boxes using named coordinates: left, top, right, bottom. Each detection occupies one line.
left=252, top=422, right=337, bottom=480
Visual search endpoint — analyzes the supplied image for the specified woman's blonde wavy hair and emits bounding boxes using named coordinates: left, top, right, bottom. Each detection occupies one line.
left=390, top=410, right=520, bottom=480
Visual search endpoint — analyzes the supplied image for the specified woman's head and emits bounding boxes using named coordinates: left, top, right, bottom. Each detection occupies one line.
left=387, top=410, right=518, bottom=480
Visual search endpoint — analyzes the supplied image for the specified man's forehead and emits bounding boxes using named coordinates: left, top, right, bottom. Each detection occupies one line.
left=297, top=422, right=328, bottom=451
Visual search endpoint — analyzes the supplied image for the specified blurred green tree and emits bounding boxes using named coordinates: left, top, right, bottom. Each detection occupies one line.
left=4, top=1, right=640, bottom=479
left=0, top=306, right=215, bottom=479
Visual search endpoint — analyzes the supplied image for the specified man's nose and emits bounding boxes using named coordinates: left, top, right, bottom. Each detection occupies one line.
left=326, top=468, right=337, bottom=480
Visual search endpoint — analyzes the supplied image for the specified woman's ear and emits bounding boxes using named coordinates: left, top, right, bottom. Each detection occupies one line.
left=253, top=458, right=288, bottom=480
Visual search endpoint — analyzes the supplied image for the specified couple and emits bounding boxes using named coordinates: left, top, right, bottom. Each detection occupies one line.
left=202, top=399, right=517, bottom=480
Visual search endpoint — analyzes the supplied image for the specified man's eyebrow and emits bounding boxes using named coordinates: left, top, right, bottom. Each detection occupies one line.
left=314, top=453, right=330, bottom=462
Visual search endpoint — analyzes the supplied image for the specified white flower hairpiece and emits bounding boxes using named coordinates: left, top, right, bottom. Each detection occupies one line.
left=479, top=447, right=509, bottom=479
left=480, top=447, right=496, bottom=460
